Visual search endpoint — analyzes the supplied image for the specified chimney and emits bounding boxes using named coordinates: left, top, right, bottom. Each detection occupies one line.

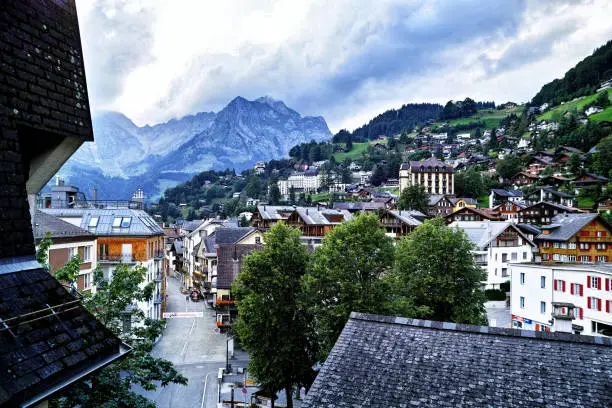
left=551, top=302, right=575, bottom=333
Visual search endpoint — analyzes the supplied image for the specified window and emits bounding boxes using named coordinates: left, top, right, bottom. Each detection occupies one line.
left=542, top=242, right=550, bottom=248
left=83, top=246, right=91, bottom=262
left=560, top=243, right=567, bottom=249
left=596, top=231, right=607, bottom=237
left=591, top=276, right=600, bottom=289
left=99, top=243, right=109, bottom=258
left=571, top=283, right=583, bottom=296
left=553, top=253, right=560, bottom=261
left=68, top=247, right=77, bottom=258
left=88, top=217, right=99, bottom=232
left=511, top=253, right=517, bottom=261
left=523, top=252, right=528, bottom=260
left=554, top=279, right=565, bottom=292
left=580, top=255, right=591, bottom=263
left=84, top=273, right=91, bottom=288
left=540, top=276, right=546, bottom=289
left=579, top=243, right=590, bottom=250
left=540, top=301, right=546, bottom=314
left=520, top=273, right=525, bottom=284
left=542, top=253, right=550, bottom=260
left=573, top=307, right=583, bottom=320
left=588, top=297, right=601, bottom=311
left=502, top=254, right=508, bottom=262
left=121, top=217, right=132, bottom=228
left=520, top=297, right=525, bottom=309
left=553, top=242, right=560, bottom=249
left=502, top=268, right=508, bottom=277
left=579, top=231, right=590, bottom=237
left=255, top=236, right=261, bottom=244
left=568, top=242, right=577, bottom=249
left=597, top=256, right=607, bottom=263
left=112, top=217, right=122, bottom=228
left=568, top=255, right=576, bottom=262
left=596, top=243, right=607, bottom=250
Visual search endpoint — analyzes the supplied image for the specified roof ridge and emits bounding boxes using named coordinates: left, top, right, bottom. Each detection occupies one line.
left=349, top=312, right=612, bottom=346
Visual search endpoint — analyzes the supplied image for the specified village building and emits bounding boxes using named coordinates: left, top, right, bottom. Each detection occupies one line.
left=449, top=221, right=536, bottom=289
left=518, top=201, right=581, bottom=226
left=445, top=206, right=503, bottom=223
left=379, top=210, right=424, bottom=239
left=277, top=169, right=321, bottom=195
left=0, top=1, right=129, bottom=405
left=537, top=213, right=612, bottom=264
left=489, top=189, right=523, bottom=209
left=302, top=312, right=611, bottom=407
left=510, top=263, right=612, bottom=336
left=449, top=197, right=478, bottom=213
left=525, top=187, right=575, bottom=207
left=213, top=227, right=264, bottom=330
left=41, top=208, right=167, bottom=320
left=32, top=211, right=98, bottom=293
left=493, top=200, right=527, bottom=222
left=427, top=194, right=455, bottom=217
left=399, top=158, right=455, bottom=195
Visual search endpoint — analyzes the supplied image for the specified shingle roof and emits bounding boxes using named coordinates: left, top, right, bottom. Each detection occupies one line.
left=215, top=227, right=255, bottom=245
left=518, top=201, right=579, bottom=214
left=40, top=208, right=164, bottom=237
left=538, top=213, right=602, bottom=241
left=492, top=189, right=524, bottom=197
left=302, top=312, right=612, bottom=408
left=387, top=211, right=423, bottom=227
left=332, top=202, right=386, bottom=211
left=256, top=205, right=296, bottom=221
left=0, top=267, right=128, bottom=407
left=406, top=158, right=453, bottom=173
left=182, top=219, right=205, bottom=232
left=543, top=187, right=575, bottom=198
left=32, top=211, right=93, bottom=241
left=450, top=221, right=535, bottom=249
left=296, top=208, right=352, bottom=225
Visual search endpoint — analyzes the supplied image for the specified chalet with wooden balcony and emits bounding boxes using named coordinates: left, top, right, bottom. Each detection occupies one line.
left=41, top=208, right=166, bottom=320
left=538, top=214, right=612, bottom=264
left=445, top=207, right=503, bottom=224
left=493, top=200, right=527, bottom=222
left=380, top=210, right=424, bottom=238
left=518, top=201, right=581, bottom=226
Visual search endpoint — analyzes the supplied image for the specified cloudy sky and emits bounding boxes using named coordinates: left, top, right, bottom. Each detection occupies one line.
left=76, top=0, right=612, bottom=133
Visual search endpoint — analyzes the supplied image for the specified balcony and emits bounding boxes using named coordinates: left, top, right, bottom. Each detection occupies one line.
left=216, top=297, right=235, bottom=306
left=98, top=254, right=137, bottom=263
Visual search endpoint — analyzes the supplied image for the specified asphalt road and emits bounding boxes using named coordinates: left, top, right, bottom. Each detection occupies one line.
left=138, top=276, right=247, bottom=408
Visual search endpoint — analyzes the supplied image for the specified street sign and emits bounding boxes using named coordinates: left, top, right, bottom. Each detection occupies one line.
left=162, top=311, right=203, bottom=318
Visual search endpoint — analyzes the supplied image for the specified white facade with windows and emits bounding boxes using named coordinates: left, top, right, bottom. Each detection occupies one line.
left=278, top=171, right=321, bottom=195
left=510, top=263, right=612, bottom=337
left=449, top=221, right=536, bottom=289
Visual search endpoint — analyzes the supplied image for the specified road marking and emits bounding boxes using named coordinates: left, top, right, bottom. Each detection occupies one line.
left=188, top=319, right=196, bottom=336
left=163, top=312, right=203, bottom=318
left=201, top=372, right=211, bottom=408
left=181, top=341, right=188, bottom=356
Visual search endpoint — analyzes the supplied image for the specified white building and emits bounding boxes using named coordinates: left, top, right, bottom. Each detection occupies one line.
left=510, top=263, right=612, bottom=337
left=399, top=158, right=454, bottom=195
left=351, top=171, right=372, bottom=185
left=277, top=170, right=321, bottom=195
left=449, top=221, right=536, bottom=289
left=183, top=218, right=233, bottom=286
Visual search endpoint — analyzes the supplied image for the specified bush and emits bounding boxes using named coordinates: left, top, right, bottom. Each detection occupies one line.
left=500, top=281, right=510, bottom=292
left=485, top=289, right=506, bottom=301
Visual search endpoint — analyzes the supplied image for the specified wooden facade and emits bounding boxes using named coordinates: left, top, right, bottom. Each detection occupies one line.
left=540, top=218, right=612, bottom=263
left=97, top=235, right=164, bottom=262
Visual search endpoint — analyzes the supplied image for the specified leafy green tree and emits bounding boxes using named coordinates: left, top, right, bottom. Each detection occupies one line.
left=388, top=218, right=487, bottom=325
left=36, top=232, right=52, bottom=271
left=268, top=181, right=281, bottom=204
left=234, top=223, right=317, bottom=408
left=488, top=128, right=499, bottom=149
left=399, top=132, right=409, bottom=144
left=569, top=152, right=582, bottom=176
left=495, top=155, right=522, bottom=181
left=397, top=184, right=429, bottom=213
left=55, top=264, right=187, bottom=407
left=454, top=168, right=485, bottom=198
left=595, top=90, right=610, bottom=108
left=598, top=136, right=612, bottom=178
left=245, top=175, right=262, bottom=198
left=345, top=135, right=353, bottom=151
left=302, top=214, right=395, bottom=359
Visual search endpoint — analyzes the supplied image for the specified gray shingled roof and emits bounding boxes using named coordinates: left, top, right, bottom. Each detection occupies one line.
left=0, top=268, right=129, bottom=407
left=302, top=312, right=612, bottom=408
left=40, top=208, right=164, bottom=237
left=32, top=211, right=93, bottom=241
left=407, top=158, right=453, bottom=173
left=296, top=208, right=352, bottom=225
left=388, top=211, right=423, bottom=226
left=538, top=213, right=602, bottom=241
left=256, top=205, right=296, bottom=220
left=215, top=227, right=255, bottom=245
left=449, top=221, right=535, bottom=249
left=332, top=202, right=386, bottom=211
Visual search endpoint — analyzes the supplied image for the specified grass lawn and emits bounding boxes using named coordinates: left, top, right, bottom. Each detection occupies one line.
left=477, top=194, right=489, bottom=208
left=309, top=192, right=332, bottom=203
left=331, top=142, right=369, bottom=161
left=537, top=89, right=611, bottom=121
left=431, top=107, right=523, bottom=130
left=590, top=106, right=612, bottom=123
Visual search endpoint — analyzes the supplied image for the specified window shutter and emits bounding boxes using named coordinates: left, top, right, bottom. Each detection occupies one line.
left=579, top=308, right=583, bottom=319
left=597, top=277, right=602, bottom=290
left=597, top=298, right=602, bottom=311
left=607, top=301, right=611, bottom=314
left=570, top=284, right=574, bottom=295
left=587, top=275, right=591, bottom=288
left=588, top=298, right=591, bottom=309
left=554, top=280, right=558, bottom=291
left=606, top=278, right=610, bottom=291
left=562, top=281, right=566, bottom=292
left=580, top=285, right=584, bottom=297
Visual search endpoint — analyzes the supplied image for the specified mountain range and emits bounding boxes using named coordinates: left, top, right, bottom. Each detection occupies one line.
left=55, top=96, right=332, bottom=199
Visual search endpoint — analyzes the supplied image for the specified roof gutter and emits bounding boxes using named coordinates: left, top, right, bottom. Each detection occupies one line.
left=20, top=343, right=133, bottom=408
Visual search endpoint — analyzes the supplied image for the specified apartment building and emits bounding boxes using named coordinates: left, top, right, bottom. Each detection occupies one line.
left=277, top=169, right=321, bottom=195
left=510, top=263, right=612, bottom=336
left=33, top=211, right=98, bottom=293
left=450, top=221, right=536, bottom=289
left=183, top=218, right=233, bottom=287
left=399, top=158, right=454, bottom=195
left=42, top=208, right=166, bottom=320
left=538, top=213, right=612, bottom=264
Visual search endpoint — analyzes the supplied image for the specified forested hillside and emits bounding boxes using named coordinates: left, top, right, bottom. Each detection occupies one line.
left=531, top=40, right=612, bottom=106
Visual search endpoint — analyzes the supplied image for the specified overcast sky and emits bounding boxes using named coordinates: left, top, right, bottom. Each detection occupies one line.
left=76, top=0, right=612, bottom=133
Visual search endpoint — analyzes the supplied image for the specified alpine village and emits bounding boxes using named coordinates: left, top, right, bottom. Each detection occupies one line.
left=0, top=2, right=611, bottom=408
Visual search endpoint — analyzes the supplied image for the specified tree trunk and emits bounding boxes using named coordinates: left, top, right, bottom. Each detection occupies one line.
left=285, top=383, right=293, bottom=408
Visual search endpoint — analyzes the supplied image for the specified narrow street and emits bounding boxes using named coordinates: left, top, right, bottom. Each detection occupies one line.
left=138, top=275, right=248, bottom=408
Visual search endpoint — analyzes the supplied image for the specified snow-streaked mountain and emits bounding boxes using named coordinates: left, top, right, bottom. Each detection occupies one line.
left=56, top=97, right=332, bottom=199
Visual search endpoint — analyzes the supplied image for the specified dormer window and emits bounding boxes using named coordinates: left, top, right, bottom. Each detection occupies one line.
left=88, top=217, right=99, bottom=232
